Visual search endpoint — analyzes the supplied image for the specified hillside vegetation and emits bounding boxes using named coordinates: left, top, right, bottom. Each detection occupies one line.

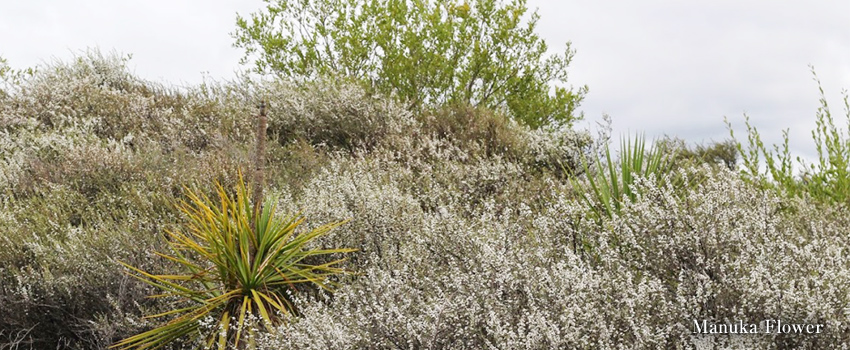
left=1, top=52, right=849, bottom=349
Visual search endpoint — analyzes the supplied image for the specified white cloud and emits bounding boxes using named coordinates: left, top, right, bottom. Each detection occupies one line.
left=532, top=0, right=850, bottom=161
left=0, top=0, right=264, bottom=86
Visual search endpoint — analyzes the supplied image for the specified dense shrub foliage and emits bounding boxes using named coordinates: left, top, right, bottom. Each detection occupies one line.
left=258, top=165, right=850, bottom=349
left=1, top=52, right=849, bottom=349
left=233, top=0, right=587, bottom=128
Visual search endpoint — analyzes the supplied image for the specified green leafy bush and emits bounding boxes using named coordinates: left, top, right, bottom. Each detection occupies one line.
left=233, top=0, right=586, bottom=128
left=727, top=68, right=850, bottom=204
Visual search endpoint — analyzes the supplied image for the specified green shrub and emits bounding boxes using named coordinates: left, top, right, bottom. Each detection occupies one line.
left=233, top=0, right=586, bottom=128
left=727, top=68, right=850, bottom=204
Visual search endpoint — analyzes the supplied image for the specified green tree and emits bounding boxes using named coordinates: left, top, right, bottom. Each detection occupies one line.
left=232, top=0, right=587, bottom=128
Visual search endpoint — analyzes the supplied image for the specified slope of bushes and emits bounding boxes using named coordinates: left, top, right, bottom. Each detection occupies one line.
left=258, top=165, right=850, bottom=349
left=1, top=52, right=848, bottom=349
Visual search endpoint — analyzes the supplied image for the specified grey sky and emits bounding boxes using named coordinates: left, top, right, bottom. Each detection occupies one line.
left=1, top=0, right=848, bottom=165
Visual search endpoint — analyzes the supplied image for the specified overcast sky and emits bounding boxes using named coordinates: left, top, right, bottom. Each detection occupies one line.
left=1, top=0, right=848, bottom=164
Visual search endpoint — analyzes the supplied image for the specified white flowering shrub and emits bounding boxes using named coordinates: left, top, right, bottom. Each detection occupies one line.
left=2, top=51, right=848, bottom=349
left=0, top=52, right=257, bottom=348
left=254, top=165, right=850, bottom=350
left=413, top=104, right=593, bottom=175
left=262, top=78, right=418, bottom=152
left=524, top=123, right=593, bottom=174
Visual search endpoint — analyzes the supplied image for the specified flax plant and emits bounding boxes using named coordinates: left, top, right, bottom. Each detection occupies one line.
left=112, top=174, right=354, bottom=349
left=573, top=134, right=666, bottom=221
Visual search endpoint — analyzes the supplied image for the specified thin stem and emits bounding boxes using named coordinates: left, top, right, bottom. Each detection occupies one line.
left=252, top=100, right=267, bottom=218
